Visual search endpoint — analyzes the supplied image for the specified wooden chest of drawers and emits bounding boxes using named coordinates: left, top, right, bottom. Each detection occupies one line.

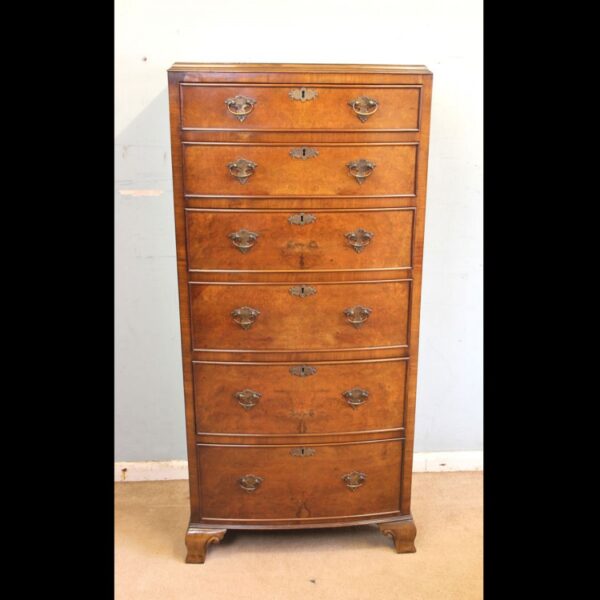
left=167, top=63, right=433, bottom=563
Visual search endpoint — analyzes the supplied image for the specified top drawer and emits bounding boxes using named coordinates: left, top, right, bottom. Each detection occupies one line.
left=180, top=84, right=422, bottom=131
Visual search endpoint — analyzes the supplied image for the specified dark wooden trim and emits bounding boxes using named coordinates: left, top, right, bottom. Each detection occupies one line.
left=196, top=427, right=405, bottom=438
left=193, top=513, right=409, bottom=529
left=196, top=437, right=403, bottom=448
left=169, top=63, right=432, bottom=75
left=191, top=345, right=409, bottom=354
left=191, top=356, right=410, bottom=365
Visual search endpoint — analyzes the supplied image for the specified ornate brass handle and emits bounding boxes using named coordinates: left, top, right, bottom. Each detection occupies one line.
left=342, top=471, right=367, bottom=491
left=234, top=388, right=262, bottom=410
left=348, top=96, right=379, bottom=122
left=231, top=306, right=260, bottom=330
left=346, top=159, right=376, bottom=184
left=239, top=474, right=263, bottom=492
left=228, top=229, right=259, bottom=253
left=345, top=228, right=374, bottom=253
left=343, top=387, right=369, bottom=408
left=344, top=305, right=372, bottom=328
left=225, top=95, right=256, bottom=122
left=228, top=158, right=257, bottom=184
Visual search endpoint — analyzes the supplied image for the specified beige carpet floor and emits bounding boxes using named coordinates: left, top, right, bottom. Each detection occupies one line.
left=115, top=472, right=482, bottom=600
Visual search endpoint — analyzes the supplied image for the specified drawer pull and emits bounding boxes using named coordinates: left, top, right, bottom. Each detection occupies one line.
left=348, top=96, right=379, bottom=122
left=231, top=306, right=260, bottom=330
left=346, top=159, right=376, bottom=184
left=342, top=387, right=369, bottom=408
left=225, top=94, right=256, bottom=122
left=345, top=228, right=374, bottom=253
left=289, top=87, right=318, bottom=102
left=289, top=365, right=317, bottom=377
left=290, top=447, right=316, bottom=457
left=227, top=158, right=257, bottom=184
left=228, top=228, right=259, bottom=253
left=289, top=285, right=317, bottom=298
left=344, top=305, right=372, bottom=328
left=234, top=388, right=262, bottom=410
left=290, top=146, right=319, bottom=160
left=288, top=213, right=316, bottom=226
left=239, top=474, right=263, bottom=492
left=342, top=471, right=367, bottom=491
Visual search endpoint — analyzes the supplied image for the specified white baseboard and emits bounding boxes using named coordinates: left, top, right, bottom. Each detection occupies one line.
left=115, top=451, right=482, bottom=482
left=410, top=451, right=483, bottom=473
left=115, top=460, right=189, bottom=482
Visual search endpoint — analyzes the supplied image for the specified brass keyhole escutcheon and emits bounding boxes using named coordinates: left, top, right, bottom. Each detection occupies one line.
left=290, top=447, right=316, bottom=457
left=289, top=285, right=317, bottom=298
left=289, top=365, right=317, bottom=377
left=288, top=213, right=316, bottom=225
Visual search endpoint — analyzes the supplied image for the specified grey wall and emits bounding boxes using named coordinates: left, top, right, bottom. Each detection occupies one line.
left=115, top=0, right=483, bottom=461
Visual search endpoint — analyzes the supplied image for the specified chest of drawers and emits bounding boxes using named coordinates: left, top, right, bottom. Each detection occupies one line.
left=167, top=63, right=433, bottom=563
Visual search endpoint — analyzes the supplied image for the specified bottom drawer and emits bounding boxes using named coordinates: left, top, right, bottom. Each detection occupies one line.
left=196, top=439, right=402, bottom=521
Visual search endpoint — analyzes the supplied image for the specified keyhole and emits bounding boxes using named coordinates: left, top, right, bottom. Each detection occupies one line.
left=301, top=89, right=306, bottom=99
left=302, top=147, right=306, bottom=157
left=300, top=286, right=305, bottom=295
left=300, top=213, right=304, bottom=223
left=301, top=366, right=306, bottom=375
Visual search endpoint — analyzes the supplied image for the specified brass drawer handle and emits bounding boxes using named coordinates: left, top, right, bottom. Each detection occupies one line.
left=288, top=213, right=316, bottom=226
left=348, top=96, right=379, bottom=122
left=346, top=159, right=376, bottom=184
left=239, top=474, right=263, bottom=492
left=231, top=306, right=260, bottom=330
left=345, top=228, right=374, bottom=253
left=228, top=158, right=257, bottom=184
left=344, top=305, right=372, bottom=328
left=225, top=95, right=256, bottom=122
left=342, top=471, right=367, bottom=491
left=290, top=447, right=316, bottom=457
left=234, top=388, right=262, bottom=410
left=289, top=285, right=317, bottom=298
left=228, top=228, right=259, bottom=253
left=289, top=87, right=318, bottom=102
left=289, top=365, right=317, bottom=377
left=342, top=387, right=369, bottom=408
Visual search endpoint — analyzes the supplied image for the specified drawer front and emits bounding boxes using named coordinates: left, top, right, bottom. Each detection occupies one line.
left=197, top=439, right=402, bottom=519
left=183, top=143, right=417, bottom=197
left=186, top=209, right=414, bottom=271
left=193, top=360, right=407, bottom=435
left=189, top=281, right=410, bottom=351
left=180, top=84, right=421, bottom=131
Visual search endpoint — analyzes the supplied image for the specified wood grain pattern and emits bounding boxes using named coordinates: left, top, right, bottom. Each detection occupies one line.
left=185, top=526, right=227, bottom=563
left=181, top=84, right=421, bottom=131
left=185, top=208, right=414, bottom=272
left=196, top=439, right=403, bottom=520
left=192, top=359, right=407, bottom=435
left=168, top=71, right=202, bottom=522
left=182, top=143, right=417, bottom=197
left=188, top=280, right=410, bottom=351
left=168, top=63, right=432, bottom=560
left=399, top=73, right=433, bottom=517
left=378, top=516, right=417, bottom=553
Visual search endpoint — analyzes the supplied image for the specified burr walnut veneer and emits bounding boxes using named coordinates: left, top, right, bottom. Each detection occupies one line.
left=167, top=63, right=433, bottom=563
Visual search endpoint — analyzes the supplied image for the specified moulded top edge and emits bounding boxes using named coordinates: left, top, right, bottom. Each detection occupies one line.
left=168, top=62, right=432, bottom=75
